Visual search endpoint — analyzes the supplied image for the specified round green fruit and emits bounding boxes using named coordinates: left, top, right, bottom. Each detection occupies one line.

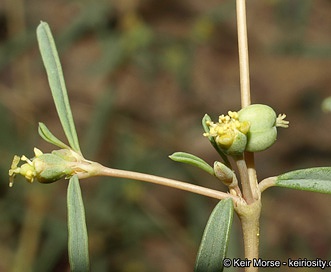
left=238, top=104, right=278, bottom=152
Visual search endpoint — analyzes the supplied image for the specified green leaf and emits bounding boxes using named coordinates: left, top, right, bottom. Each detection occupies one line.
left=37, top=22, right=81, bottom=153
left=38, top=122, right=71, bottom=149
left=195, top=198, right=234, bottom=272
left=202, top=114, right=230, bottom=167
left=169, top=152, right=214, bottom=176
left=276, top=167, right=331, bottom=194
left=67, top=175, right=90, bottom=272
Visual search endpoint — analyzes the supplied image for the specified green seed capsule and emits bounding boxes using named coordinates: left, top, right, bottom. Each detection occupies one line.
left=33, top=153, right=73, bottom=183
left=238, top=104, right=289, bottom=152
left=244, top=127, right=277, bottom=152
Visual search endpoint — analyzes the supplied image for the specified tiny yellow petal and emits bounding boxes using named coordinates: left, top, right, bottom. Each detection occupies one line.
left=34, top=148, right=43, bottom=157
left=239, top=121, right=250, bottom=134
left=11, top=155, right=21, bottom=169
left=217, top=134, right=234, bottom=147
left=228, top=111, right=238, bottom=119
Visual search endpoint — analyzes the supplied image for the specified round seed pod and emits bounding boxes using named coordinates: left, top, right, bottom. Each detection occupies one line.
left=238, top=104, right=278, bottom=152
left=33, top=153, right=73, bottom=183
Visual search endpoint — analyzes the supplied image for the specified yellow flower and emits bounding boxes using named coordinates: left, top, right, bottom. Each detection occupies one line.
left=9, top=148, right=76, bottom=187
left=9, top=153, right=37, bottom=187
left=204, top=111, right=250, bottom=155
left=9, top=148, right=103, bottom=187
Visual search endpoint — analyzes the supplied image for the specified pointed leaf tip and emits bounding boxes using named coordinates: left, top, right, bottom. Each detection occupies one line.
left=38, top=122, right=71, bottom=149
left=37, top=22, right=81, bottom=153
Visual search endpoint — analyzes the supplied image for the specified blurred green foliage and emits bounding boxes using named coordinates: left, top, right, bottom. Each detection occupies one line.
left=1, top=0, right=331, bottom=271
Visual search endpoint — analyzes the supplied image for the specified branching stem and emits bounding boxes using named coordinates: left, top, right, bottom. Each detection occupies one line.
left=258, top=176, right=277, bottom=193
left=95, top=164, right=240, bottom=202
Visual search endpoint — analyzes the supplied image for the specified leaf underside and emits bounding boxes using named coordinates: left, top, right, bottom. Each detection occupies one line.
left=67, top=175, right=90, bottom=272
left=195, top=198, right=234, bottom=272
left=276, top=167, right=331, bottom=194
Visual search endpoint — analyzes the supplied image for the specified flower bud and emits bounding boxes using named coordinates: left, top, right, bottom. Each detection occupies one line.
left=213, top=161, right=234, bottom=186
left=214, top=161, right=241, bottom=196
left=238, top=104, right=289, bottom=152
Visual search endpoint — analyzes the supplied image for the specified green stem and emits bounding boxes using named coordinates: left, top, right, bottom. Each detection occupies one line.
left=258, top=176, right=277, bottom=193
left=245, top=152, right=259, bottom=199
left=95, top=164, right=240, bottom=202
left=236, top=1, right=261, bottom=270
left=236, top=0, right=259, bottom=201
left=235, top=156, right=254, bottom=204
left=236, top=0, right=259, bottom=202
left=236, top=0, right=251, bottom=107
left=235, top=199, right=261, bottom=272
left=236, top=0, right=260, bottom=196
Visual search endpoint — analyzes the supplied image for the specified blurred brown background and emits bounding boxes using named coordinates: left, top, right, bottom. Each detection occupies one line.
left=1, top=0, right=331, bottom=271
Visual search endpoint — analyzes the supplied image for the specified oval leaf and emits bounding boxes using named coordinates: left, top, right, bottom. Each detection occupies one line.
left=169, top=152, right=214, bottom=175
left=67, top=175, right=90, bottom=272
left=38, top=122, right=71, bottom=149
left=37, top=22, right=81, bottom=153
left=277, top=167, right=331, bottom=194
left=195, top=198, right=234, bottom=272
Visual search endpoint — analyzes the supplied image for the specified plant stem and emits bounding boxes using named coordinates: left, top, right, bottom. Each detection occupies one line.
left=235, top=156, right=254, bottom=204
left=95, top=164, right=240, bottom=202
left=235, top=200, right=261, bottom=272
left=236, top=0, right=260, bottom=202
left=236, top=1, right=261, bottom=270
left=236, top=0, right=260, bottom=201
left=236, top=0, right=251, bottom=107
left=258, top=176, right=277, bottom=193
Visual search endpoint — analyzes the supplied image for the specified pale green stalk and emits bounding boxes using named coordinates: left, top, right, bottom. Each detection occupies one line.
left=94, top=165, right=239, bottom=202
left=236, top=0, right=261, bottom=271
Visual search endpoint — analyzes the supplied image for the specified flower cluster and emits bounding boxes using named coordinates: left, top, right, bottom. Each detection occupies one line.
left=204, top=104, right=289, bottom=155
left=9, top=148, right=101, bottom=187
left=204, top=111, right=250, bottom=155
